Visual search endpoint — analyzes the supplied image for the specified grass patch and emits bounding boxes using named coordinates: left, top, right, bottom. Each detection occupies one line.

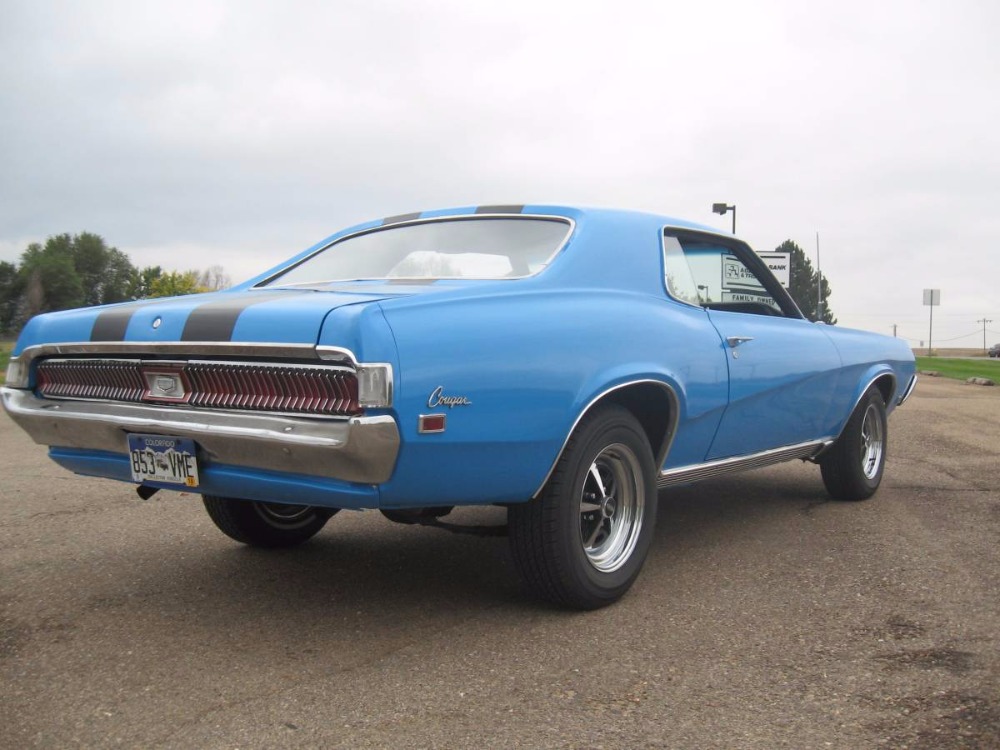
left=915, top=355, right=1000, bottom=382
left=0, top=341, right=11, bottom=385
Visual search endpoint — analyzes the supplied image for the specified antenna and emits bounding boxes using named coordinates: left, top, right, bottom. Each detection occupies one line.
left=815, top=232, right=822, bottom=322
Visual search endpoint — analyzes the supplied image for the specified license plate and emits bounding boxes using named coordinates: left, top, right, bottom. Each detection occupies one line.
left=127, top=434, right=200, bottom=488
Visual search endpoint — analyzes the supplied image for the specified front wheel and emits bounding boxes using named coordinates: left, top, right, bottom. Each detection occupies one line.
left=508, top=405, right=657, bottom=609
left=820, top=386, right=888, bottom=501
left=202, top=496, right=336, bottom=547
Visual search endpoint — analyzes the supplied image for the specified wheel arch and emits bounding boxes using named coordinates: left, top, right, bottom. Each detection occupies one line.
left=872, top=372, right=896, bottom=407
left=532, top=379, right=679, bottom=498
left=830, top=370, right=896, bottom=446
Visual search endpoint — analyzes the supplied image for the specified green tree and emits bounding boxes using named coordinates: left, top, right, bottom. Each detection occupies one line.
left=68, top=232, right=136, bottom=305
left=13, top=233, right=137, bottom=321
left=0, top=260, right=22, bottom=335
left=148, top=270, right=206, bottom=298
left=16, top=241, right=85, bottom=323
left=128, top=265, right=164, bottom=299
left=775, top=240, right=836, bottom=324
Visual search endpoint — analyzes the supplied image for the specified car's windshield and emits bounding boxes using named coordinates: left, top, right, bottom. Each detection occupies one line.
left=262, top=217, right=572, bottom=286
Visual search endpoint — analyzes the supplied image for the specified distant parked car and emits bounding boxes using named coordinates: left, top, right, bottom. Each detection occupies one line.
left=989, top=344, right=1000, bottom=358
left=2, top=205, right=918, bottom=608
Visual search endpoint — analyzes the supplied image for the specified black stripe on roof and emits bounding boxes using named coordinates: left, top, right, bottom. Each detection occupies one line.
left=90, top=307, right=136, bottom=341
left=381, top=212, right=422, bottom=226
left=475, top=205, right=524, bottom=214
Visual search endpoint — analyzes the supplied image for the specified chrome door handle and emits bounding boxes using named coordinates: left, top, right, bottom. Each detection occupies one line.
left=726, top=336, right=754, bottom=348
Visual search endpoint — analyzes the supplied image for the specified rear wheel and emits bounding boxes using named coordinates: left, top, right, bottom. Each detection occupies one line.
left=820, top=386, right=888, bottom=501
left=509, top=405, right=657, bottom=609
left=202, top=496, right=336, bottom=547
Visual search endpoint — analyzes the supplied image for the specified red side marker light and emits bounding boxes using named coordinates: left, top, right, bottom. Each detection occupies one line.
left=418, top=414, right=446, bottom=434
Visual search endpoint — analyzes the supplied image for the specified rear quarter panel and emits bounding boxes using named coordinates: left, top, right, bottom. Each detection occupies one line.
left=376, top=285, right=730, bottom=507
left=819, top=324, right=916, bottom=432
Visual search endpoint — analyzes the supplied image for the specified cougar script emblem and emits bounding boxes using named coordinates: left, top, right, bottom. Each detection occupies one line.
left=427, top=386, right=471, bottom=409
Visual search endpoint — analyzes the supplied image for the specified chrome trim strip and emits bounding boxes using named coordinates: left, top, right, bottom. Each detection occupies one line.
left=897, top=374, right=918, bottom=406
left=658, top=438, right=832, bottom=488
left=13, top=341, right=324, bottom=366
left=40, top=357, right=356, bottom=373
left=315, top=346, right=361, bottom=365
left=1, top=387, right=399, bottom=484
left=256, top=213, right=577, bottom=287
left=532, top=379, right=680, bottom=498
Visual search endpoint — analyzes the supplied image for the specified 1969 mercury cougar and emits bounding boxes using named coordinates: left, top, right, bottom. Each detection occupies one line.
left=2, top=205, right=916, bottom=608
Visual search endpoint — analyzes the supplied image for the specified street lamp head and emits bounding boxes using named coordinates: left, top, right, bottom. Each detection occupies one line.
left=712, top=203, right=730, bottom=215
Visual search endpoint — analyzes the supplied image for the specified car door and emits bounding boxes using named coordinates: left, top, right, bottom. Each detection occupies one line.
left=663, top=229, right=842, bottom=460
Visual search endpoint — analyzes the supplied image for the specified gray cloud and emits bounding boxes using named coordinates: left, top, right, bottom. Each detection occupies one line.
left=2, top=0, right=998, bottom=345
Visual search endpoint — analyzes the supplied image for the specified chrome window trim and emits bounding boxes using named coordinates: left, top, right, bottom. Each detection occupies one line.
left=660, top=231, right=707, bottom=310
left=659, top=225, right=805, bottom=320
left=532, top=379, right=680, bottom=499
left=257, top=213, right=577, bottom=287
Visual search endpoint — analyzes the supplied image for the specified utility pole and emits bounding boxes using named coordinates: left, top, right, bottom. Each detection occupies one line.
left=892, top=323, right=897, bottom=337
left=977, top=318, right=993, bottom=351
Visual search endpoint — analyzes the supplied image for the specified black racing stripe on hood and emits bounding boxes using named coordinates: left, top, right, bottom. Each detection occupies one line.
left=475, top=205, right=524, bottom=214
left=90, top=307, right=138, bottom=341
left=181, top=292, right=300, bottom=342
left=381, top=212, right=421, bottom=226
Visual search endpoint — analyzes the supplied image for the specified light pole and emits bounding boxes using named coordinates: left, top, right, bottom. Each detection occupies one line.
left=712, top=203, right=736, bottom=234
left=977, top=318, right=993, bottom=351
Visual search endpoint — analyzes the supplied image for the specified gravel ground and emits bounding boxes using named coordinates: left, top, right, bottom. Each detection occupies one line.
left=1, top=376, right=998, bottom=749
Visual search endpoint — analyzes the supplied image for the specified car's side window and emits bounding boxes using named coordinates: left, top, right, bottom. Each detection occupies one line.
left=663, top=234, right=786, bottom=317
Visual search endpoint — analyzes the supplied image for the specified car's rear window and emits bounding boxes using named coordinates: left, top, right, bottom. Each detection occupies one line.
left=262, top=216, right=572, bottom=286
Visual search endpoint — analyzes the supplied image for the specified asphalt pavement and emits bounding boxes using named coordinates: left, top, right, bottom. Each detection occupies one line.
left=1, top=376, right=998, bottom=749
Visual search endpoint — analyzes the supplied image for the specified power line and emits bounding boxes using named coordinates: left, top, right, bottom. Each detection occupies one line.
left=895, top=329, right=981, bottom=343
left=978, top=318, right=994, bottom=350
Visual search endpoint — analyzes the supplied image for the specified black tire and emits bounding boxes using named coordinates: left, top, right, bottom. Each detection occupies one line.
left=820, top=386, right=888, bottom=501
left=202, top=495, right=336, bottom=547
left=508, top=405, right=657, bottom=609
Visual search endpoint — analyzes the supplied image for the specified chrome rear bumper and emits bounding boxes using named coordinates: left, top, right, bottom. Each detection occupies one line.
left=1, top=387, right=399, bottom=484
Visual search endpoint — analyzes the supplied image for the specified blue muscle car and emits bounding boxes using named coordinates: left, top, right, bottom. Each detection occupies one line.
left=1, top=205, right=917, bottom=608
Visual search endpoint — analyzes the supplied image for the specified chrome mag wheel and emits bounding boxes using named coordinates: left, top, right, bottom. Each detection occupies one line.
left=820, top=385, right=888, bottom=502
left=859, top=403, right=884, bottom=480
left=507, top=404, right=657, bottom=609
left=579, top=443, right=646, bottom=573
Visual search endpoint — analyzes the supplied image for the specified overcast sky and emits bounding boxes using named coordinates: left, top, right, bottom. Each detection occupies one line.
left=2, top=0, right=998, bottom=347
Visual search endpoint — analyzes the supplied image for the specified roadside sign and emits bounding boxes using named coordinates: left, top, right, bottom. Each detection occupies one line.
left=758, top=252, right=791, bottom=288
